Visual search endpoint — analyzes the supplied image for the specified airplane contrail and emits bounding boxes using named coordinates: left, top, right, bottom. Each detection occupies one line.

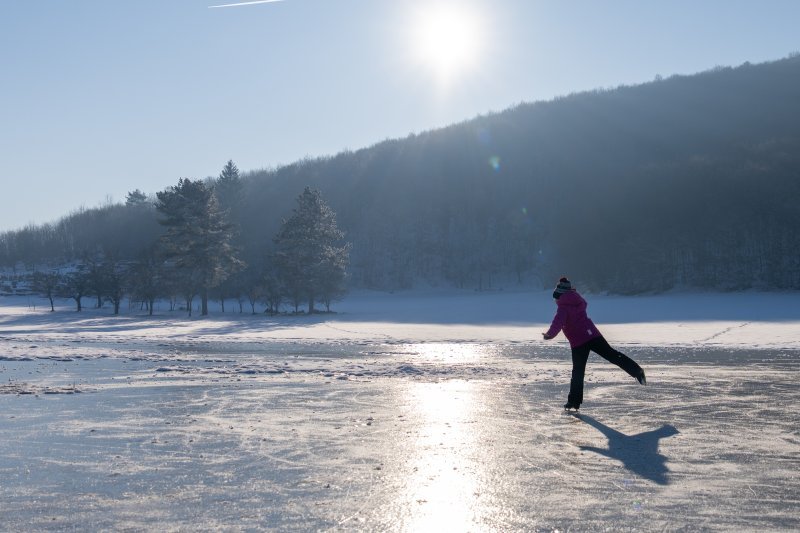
left=209, top=0, right=284, bottom=8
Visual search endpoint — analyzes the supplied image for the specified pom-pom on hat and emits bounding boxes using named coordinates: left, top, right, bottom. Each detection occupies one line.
left=553, top=277, right=573, bottom=298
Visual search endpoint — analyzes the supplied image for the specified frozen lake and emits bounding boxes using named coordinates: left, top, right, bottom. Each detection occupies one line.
left=1, top=340, right=798, bottom=531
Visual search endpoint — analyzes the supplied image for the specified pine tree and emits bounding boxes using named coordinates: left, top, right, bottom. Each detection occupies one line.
left=156, top=178, right=243, bottom=316
left=215, top=160, right=243, bottom=215
left=125, top=189, right=150, bottom=208
left=214, top=160, right=246, bottom=312
left=274, top=187, right=349, bottom=313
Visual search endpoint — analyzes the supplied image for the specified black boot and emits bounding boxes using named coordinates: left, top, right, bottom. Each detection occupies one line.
left=564, top=401, right=580, bottom=411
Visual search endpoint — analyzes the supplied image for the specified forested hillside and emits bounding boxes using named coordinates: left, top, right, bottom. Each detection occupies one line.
left=2, top=55, right=799, bottom=294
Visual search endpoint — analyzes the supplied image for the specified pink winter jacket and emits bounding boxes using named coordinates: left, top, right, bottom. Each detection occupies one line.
left=545, top=290, right=602, bottom=348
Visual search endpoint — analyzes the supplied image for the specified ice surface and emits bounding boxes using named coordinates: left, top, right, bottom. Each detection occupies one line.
left=0, top=290, right=798, bottom=531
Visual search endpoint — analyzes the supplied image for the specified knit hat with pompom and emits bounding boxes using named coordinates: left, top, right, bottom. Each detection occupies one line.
left=553, top=277, right=573, bottom=299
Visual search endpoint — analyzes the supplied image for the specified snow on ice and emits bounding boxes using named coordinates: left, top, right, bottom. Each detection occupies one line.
left=0, top=289, right=798, bottom=531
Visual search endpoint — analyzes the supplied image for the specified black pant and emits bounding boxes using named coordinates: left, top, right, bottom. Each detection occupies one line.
left=568, top=336, right=642, bottom=406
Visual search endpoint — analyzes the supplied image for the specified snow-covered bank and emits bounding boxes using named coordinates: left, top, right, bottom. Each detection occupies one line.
left=1, top=289, right=799, bottom=350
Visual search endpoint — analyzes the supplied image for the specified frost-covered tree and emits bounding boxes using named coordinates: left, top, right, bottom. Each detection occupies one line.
left=32, top=270, right=61, bottom=312
left=318, top=243, right=350, bottom=312
left=83, top=253, right=108, bottom=309
left=61, top=265, right=90, bottom=311
left=156, top=178, right=243, bottom=316
left=261, top=258, right=284, bottom=315
left=214, top=160, right=246, bottom=305
left=102, top=254, right=127, bottom=315
left=273, top=187, right=350, bottom=313
left=128, top=247, right=164, bottom=315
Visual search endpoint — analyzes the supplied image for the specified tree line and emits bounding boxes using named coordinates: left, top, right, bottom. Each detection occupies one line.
left=2, top=55, right=799, bottom=294
left=17, top=166, right=350, bottom=316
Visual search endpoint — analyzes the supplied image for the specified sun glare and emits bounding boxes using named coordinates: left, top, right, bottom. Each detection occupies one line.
left=410, top=3, right=484, bottom=86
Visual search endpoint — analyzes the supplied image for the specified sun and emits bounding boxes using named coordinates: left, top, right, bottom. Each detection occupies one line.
left=410, top=3, right=484, bottom=86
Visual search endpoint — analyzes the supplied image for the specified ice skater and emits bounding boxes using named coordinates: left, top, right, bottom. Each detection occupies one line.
left=542, top=277, right=646, bottom=411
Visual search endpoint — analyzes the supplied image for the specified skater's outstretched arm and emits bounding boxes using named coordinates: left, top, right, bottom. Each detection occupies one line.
left=543, top=306, right=567, bottom=340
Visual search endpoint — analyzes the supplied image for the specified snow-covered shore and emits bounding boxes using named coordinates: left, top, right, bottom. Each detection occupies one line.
left=2, top=289, right=799, bottom=351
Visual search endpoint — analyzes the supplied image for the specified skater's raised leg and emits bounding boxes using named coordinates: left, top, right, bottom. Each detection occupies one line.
left=586, top=336, right=644, bottom=382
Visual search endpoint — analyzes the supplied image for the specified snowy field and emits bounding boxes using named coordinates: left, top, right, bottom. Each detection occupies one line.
left=0, top=289, right=798, bottom=531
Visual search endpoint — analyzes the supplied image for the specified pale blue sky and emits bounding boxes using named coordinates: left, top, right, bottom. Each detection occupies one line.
left=1, top=0, right=798, bottom=232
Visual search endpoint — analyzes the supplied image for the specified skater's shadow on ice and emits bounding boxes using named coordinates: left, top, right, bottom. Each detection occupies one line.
left=576, top=414, right=679, bottom=485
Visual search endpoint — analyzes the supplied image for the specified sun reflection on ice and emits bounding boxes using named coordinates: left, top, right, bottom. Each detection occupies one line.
left=402, top=342, right=496, bottom=364
left=400, top=377, right=488, bottom=531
